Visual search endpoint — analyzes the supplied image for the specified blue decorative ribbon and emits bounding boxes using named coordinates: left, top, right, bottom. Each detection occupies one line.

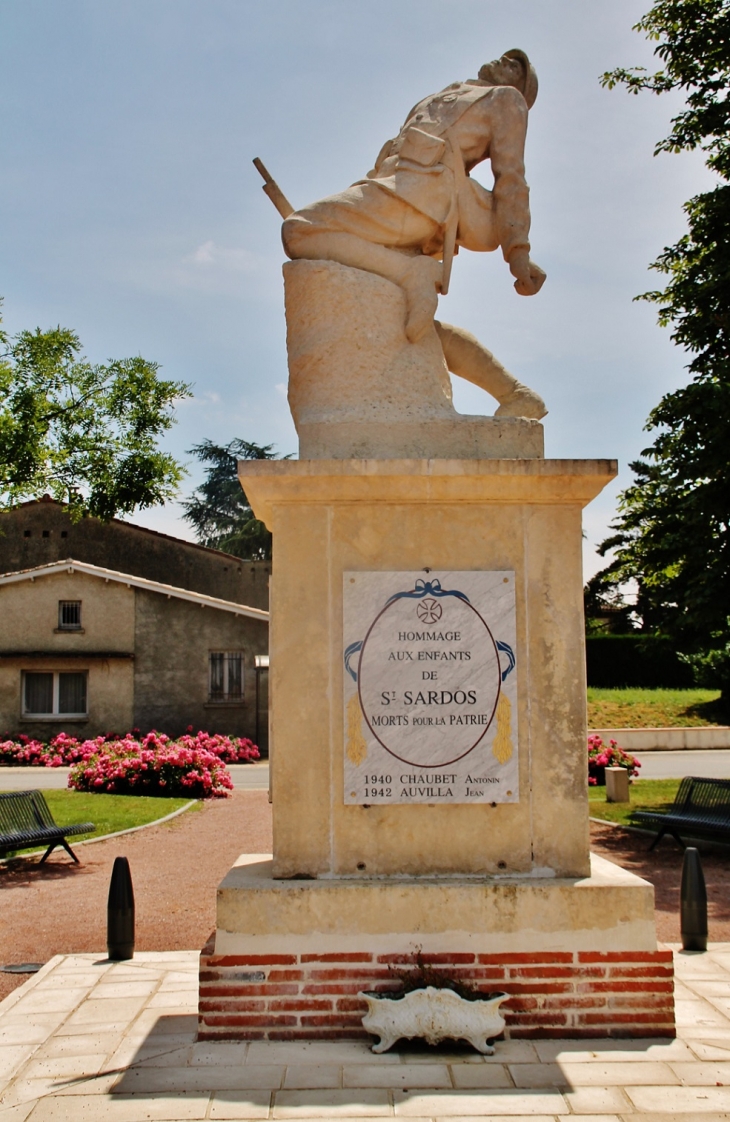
left=344, top=640, right=363, bottom=683
left=385, top=578, right=470, bottom=606
left=496, top=640, right=515, bottom=681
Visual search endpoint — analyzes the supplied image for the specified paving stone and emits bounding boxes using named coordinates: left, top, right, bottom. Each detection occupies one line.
left=90, top=982, right=159, bottom=1000
left=35, top=1032, right=124, bottom=1059
left=24, top=1091, right=211, bottom=1119
left=508, top=1062, right=569, bottom=1088
left=283, top=1064, right=342, bottom=1089
left=128, top=1046, right=194, bottom=1068
left=14, top=989, right=91, bottom=1016
left=392, top=1089, right=567, bottom=1115
left=42, top=972, right=103, bottom=987
left=628, top=1083, right=730, bottom=1111
left=19, top=1054, right=105, bottom=1080
left=563, top=1085, right=633, bottom=1113
left=0, top=1103, right=37, bottom=1121
left=146, top=993, right=198, bottom=1010
left=0, top=1070, right=119, bottom=1107
left=439, top=1113, right=560, bottom=1122
left=0, top=1047, right=37, bottom=1082
left=64, top=997, right=148, bottom=1026
left=208, top=1092, right=273, bottom=1119
left=111, top=1065, right=285, bottom=1093
left=437, top=1113, right=556, bottom=1122
left=108, top=1034, right=197, bottom=1069
left=0, top=1024, right=55, bottom=1048
left=533, top=1037, right=693, bottom=1063
left=190, top=1042, right=249, bottom=1066
left=669, top=1060, right=730, bottom=1084
left=483, top=1042, right=539, bottom=1063
left=132, top=1011, right=199, bottom=1036
left=558, top=1060, right=680, bottom=1086
left=343, top=1063, right=451, bottom=1088
left=621, top=1115, right=730, bottom=1122
left=388, top=1049, right=485, bottom=1064
left=686, top=980, right=730, bottom=997
left=54, top=1020, right=138, bottom=1038
left=51, top=955, right=108, bottom=968
left=449, top=1064, right=513, bottom=1088
left=557, top=1116, right=621, bottom=1122
left=706, top=953, right=730, bottom=970
left=247, top=1040, right=398, bottom=1065
left=675, top=999, right=730, bottom=1027
left=158, top=970, right=198, bottom=984
left=686, top=1038, right=730, bottom=1060
left=272, top=1089, right=391, bottom=1117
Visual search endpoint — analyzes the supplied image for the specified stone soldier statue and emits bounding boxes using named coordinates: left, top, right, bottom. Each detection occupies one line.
left=281, top=50, right=547, bottom=419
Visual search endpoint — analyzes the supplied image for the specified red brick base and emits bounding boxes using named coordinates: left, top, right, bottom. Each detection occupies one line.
left=198, top=945, right=675, bottom=1041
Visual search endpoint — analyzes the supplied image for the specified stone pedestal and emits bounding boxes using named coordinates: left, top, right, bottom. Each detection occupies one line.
left=200, top=852, right=672, bottom=1041
left=241, top=457, right=613, bottom=880
left=199, top=457, right=674, bottom=1041
left=284, top=261, right=544, bottom=460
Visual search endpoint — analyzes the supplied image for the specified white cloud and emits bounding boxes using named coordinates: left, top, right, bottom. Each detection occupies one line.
left=187, top=240, right=260, bottom=273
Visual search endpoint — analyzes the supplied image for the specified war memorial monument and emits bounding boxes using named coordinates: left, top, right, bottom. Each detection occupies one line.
left=199, top=51, right=674, bottom=1043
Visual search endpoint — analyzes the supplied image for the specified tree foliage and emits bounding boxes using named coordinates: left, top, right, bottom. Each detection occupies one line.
left=0, top=308, right=190, bottom=520
left=182, top=438, right=283, bottom=560
left=596, top=0, right=730, bottom=697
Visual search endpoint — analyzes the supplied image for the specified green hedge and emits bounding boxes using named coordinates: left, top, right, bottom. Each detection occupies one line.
left=585, top=635, right=694, bottom=689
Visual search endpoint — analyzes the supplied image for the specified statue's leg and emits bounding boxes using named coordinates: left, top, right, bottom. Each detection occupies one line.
left=282, top=191, right=443, bottom=343
left=435, top=321, right=547, bottom=420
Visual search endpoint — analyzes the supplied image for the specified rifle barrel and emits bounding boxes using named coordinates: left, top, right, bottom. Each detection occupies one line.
left=252, top=157, right=294, bottom=219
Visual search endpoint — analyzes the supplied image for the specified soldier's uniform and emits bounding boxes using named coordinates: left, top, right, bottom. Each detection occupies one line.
left=285, top=79, right=533, bottom=270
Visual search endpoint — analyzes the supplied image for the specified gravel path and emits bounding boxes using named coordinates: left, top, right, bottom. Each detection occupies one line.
left=3, top=798, right=727, bottom=1006
left=0, top=789, right=272, bottom=1003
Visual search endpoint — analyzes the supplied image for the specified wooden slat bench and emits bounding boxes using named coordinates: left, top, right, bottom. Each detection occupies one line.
left=631, top=775, right=730, bottom=850
left=0, top=790, right=94, bottom=863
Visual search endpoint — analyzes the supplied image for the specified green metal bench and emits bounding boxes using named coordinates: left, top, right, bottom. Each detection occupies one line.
left=0, top=790, right=94, bottom=863
left=631, top=775, right=730, bottom=850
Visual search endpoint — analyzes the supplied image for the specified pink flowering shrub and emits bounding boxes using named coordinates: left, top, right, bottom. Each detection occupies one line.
left=588, top=734, right=641, bottom=787
left=0, top=728, right=258, bottom=770
left=68, top=732, right=237, bottom=798
left=0, top=736, right=47, bottom=766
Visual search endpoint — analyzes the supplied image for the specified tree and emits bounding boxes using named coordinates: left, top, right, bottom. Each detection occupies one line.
left=596, top=0, right=730, bottom=701
left=182, top=439, right=284, bottom=560
left=0, top=307, right=190, bottom=520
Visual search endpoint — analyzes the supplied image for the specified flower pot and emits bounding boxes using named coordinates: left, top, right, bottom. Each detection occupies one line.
left=359, top=986, right=510, bottom=1054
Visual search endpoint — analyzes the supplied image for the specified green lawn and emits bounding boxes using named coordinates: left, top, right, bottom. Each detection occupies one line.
left=589, top=778, right=681, bottom=827
left=0, top=790, right=198, bottom=857
left=587, top=687, right=724, bottom=729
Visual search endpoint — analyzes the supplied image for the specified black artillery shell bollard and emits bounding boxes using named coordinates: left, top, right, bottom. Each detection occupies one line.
left=681, top=846, right=708, bottom=952
left=107, top=856, right=135, bottom=961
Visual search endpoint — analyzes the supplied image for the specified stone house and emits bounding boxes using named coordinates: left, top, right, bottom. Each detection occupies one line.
left=0, top=501, right=270, bottom=747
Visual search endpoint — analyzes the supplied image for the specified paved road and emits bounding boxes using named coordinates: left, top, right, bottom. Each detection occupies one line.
left=0, top=762, right=270, bottom=791
left=3, top=753, right=729, bottom=791
left=635, top=748, right=730, bottom=780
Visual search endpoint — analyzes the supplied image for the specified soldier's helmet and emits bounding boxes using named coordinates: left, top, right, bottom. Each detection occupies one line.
left=478, top=49, right=538, bottom=109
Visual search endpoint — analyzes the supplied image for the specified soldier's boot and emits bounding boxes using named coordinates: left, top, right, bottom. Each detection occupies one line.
left=494, top=385, right=547, bottom=420
left=434, top=320, right=548, bottom=419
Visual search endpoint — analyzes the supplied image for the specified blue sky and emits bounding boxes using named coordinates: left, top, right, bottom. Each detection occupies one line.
left=0, top=0, right=714, bottom=578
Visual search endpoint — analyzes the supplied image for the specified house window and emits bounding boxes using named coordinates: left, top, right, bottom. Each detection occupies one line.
left=23, top=671, right=88, bottom=716
left=58, top=601, right=82, bottom=630
left=209, top=652, right=244, bottom=701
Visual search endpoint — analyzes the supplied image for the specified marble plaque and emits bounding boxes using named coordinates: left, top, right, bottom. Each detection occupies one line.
left=343, top=571, right=518, bottom=805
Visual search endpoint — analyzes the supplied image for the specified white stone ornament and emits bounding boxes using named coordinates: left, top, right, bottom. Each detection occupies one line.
left=359, top=986, right=510, bottom=1053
